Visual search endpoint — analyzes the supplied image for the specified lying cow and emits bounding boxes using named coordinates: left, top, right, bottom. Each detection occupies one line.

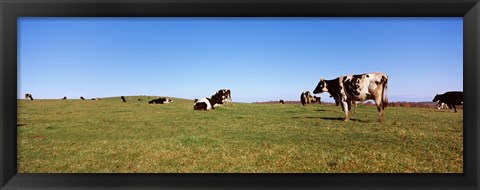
left=300, top=91, right=321, bottom=106
left=221, top=89, right=232, bottom=105
left=62, top=96, right=67, bottom=100
left=436, top=101, right=448, bottom=110
left=194, top=90, right=226, bottom=111
left=313, top=72, right=388, bottom=122
left=432, top=91, right=463, bottom=112
left=148, top=97, right=173, bottom=104
left=25, top=93, right=33, bottom=100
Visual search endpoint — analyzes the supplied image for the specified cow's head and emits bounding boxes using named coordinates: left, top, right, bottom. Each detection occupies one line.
left=313, top=79, right=327, bottom=94
left=432, top=94, right=439, bottom=102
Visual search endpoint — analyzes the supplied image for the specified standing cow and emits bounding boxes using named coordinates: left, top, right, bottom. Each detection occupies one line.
left=313, top=72, right=388, bottom=122
left=432, top=91, right=463, bottom=112
left=120, top=96, right=126, bottom=102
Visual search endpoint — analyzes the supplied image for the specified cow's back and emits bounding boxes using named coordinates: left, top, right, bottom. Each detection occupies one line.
left=442, top=91, right=463, bottom=104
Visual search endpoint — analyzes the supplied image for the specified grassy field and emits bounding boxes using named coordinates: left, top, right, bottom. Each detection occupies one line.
left=17, top=96, right=463, bottom=173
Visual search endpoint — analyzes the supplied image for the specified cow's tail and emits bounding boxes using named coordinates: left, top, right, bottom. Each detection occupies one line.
left=381, top=75, right=388, bottom=109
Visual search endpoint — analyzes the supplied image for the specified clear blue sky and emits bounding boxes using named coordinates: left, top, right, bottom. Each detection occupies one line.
left=18, top=17, right=462, bottom=103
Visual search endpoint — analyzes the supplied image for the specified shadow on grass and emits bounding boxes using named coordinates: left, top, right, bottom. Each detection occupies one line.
left=17, top=124, right=26, bottom=127
left=314, top=109, right=328, bottom=112
left=298, top=116, right=367, bottom=122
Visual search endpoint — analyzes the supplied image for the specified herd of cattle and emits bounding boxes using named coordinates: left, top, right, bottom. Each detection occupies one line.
left=23, top=72, right=464, bottom=122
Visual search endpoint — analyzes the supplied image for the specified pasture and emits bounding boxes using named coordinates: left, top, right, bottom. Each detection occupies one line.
left=17, top=96, right=463, bottom=173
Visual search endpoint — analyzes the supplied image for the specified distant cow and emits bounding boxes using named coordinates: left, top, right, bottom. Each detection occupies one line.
left=62, top=96, right=67, bottom=100
left=279, top=99, right=285, bottom=104
left=194, top=90, right=227, bottom=111
left=432, top=91, right=463, bottom=112
left=120, top=96, right=126, bottom=102
left=313, top=72, right=388, bottom=122
left=25, top=93, right=33, bottom=100
left=80, top=96, right=85, bottom=100
left=148, top=97, right=173, bottom=104
left=300, top=91, right=321, bottom=106
left=436, top=101, right=448, bottom=110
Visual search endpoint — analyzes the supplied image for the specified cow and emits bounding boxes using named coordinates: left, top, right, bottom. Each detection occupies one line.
left=120, top=96, right=126, bottom=102
left=300, top=91, right=321, bottom=106
left=148, top=97, right=173, bottom=104
left=216, top=89, right=232, bottom=106
left=279, top=99, right=285, bottom=104
left=211, top=89, right=232, bottom=107
left=194, top=90, right=226, bottom=111
left=313, top=72, right=388, bottom=122
left=436, top=101, right=448, bottom=110
left=62, top=96, right=67, bottom=100
left=432, top=91, right=463, bottom=112
left=334, top=98, right=357, bottom=113
left=25, top=93, right=33, bottom=100
left=80, top=96, right=85, bottom=100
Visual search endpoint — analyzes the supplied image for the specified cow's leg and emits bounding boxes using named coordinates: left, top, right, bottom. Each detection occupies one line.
left=453, top=104, right=457, bottom=112
left=340, top=100, right=350, bottom=122
left=374, top=97, right=384, bottom=122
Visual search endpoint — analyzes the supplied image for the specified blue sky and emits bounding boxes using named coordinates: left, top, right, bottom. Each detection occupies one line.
left=18, top=17, right=462, bottom=103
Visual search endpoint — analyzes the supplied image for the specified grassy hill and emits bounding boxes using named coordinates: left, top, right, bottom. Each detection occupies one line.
left=17, top=96, right=463, bottom=173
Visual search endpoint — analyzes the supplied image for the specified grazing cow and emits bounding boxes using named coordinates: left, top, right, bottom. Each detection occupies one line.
left=300, top=91, right=321, bottom=106
left=120, top=96, right=126, bottom=102
left=25, top=93, right=33, bottom=100
left=138, top=98, right=143, bottom=101
left=313, top=72, right=388, bottom=122
left=432, top=91, right=463, bottom=112
left=194, top=90, right=227, bottom=111
left=279, top=99, right=285, bottom=104
left=62, top=96, right=67, bottom=100
left=80, top=96, right=85, bottom=100
left=148, top=97, right=173, bottom=104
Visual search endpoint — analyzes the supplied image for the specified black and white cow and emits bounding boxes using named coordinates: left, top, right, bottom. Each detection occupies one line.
left=436, top=101, right=448, bottom=110
left=148, top=97, right=173, bottom=104
left=300, top=91, right=321, bottom=106
left=25, top=93, right=33, bottom=100
left=432, top=91, right=463, bottom=112
left=120, top=96, right=126, bottom=102
left=194, top=90, right=227, bottom=111
left=313, top=72, right=388, bottom=122
left=80, top=96, right=85, bottom=100
left=217, top=89, right=232, bottom=106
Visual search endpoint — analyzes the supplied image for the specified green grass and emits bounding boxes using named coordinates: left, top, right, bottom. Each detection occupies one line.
left=17, top=96, right=463, bottom=173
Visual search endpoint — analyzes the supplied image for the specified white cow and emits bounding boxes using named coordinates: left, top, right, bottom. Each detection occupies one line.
left=313, top=72, right=388, bottom=122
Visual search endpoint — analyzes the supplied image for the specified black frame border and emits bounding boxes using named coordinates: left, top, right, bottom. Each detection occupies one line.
left=1, top=0, right=479, bottom=189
